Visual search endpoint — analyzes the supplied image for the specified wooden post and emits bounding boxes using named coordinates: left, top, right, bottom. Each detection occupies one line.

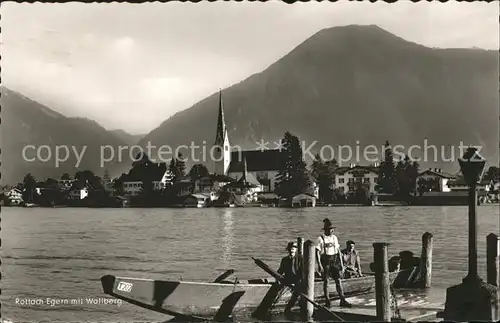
left=297, top=237, right=304, bottom=267
left=420, top=232, right=433, bottom=288
left=373, top=242, right=391, bottom=322
left=297, top=237, right=305, bottom=315
left=302, top=240, right=315, bottom=322
left=486, top=233, right=499, bottom=287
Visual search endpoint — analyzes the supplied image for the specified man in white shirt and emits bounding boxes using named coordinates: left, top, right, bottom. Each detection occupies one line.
left=315, top=218, right=352, bottom=308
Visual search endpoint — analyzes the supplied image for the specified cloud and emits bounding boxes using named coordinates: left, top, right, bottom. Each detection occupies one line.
left=140, top=77, right=183, bottom=101
left=109, top=36, right=136, bottom=59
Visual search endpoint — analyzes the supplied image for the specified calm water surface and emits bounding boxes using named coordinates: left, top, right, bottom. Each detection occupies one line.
left=2, top=206, right=499, bottom=322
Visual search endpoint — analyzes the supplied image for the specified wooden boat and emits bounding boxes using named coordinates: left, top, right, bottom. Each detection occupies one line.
left=101, top=269, right=407, bottom=319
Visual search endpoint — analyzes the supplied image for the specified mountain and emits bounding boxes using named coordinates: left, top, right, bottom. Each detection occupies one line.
left=1, top=87, right=129, bottom=185
left=139, top=25, right=499, bottom=172
left=110, top=129, right=145, bottom=146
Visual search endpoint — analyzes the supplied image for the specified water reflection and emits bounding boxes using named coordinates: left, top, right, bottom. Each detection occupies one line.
left=221, top=209, right=234, bottom=265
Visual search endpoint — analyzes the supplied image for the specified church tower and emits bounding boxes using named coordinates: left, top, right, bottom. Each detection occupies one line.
left=213, top=90, right=231, bottom=175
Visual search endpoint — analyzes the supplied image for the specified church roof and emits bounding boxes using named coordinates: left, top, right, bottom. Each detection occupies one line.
left=225, top=181, right=257, bottom=189
left=237, top=172, right=261, bottom=187
left=418, top=169, right=457, bottom=179
left=228, top=149, right=285, bottom=173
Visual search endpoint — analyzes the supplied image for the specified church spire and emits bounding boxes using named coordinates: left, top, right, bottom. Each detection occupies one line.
left=213, top=89, right=231, bottom=176
left=214, top=89, right=226, bottom=146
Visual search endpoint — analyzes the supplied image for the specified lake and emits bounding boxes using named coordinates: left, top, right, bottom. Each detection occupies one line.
left=1, top=206, right=499, bottom=322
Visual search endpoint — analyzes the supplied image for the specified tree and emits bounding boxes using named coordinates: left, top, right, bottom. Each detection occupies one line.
left=61, top=173, right=71, bottom=180
left=353, top=182, right=370, bottom=204
left=139, top=168, right=154, bottom=198
left=376, top=141, right=397, bottom=194
left=417, top=178, right=440, bottom=196
left=310, top=153, right=337, bottom=202
left=189, top=164, right=210, bottom=180
left=168, top=154, right=187, bottom=185
left=484, top=166, right=500, bottom=183
left=75, top=170, right=103, bottom=191
left=275, top=132, right=311, bottom=201
left=169, top=158, right=179, bottom=183
left=394, top=155, right=419, bottom=202
left=36, top=178, right=65, bottom=206
left=176, top=153, right=186, bottom=178
left=132, top=151, right=152, bottom=168
left=332, top=188, right=346, bottom=202
left=22, top=173, right=37, bottom=203
left=45, top=178, right=59, bottom=188
left=113, top=175, right=125, bottom=196
left=408, top=161, right=420, bottom=196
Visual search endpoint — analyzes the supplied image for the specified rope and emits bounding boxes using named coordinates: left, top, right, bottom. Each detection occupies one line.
left=389, top=283, right=402, bottom=320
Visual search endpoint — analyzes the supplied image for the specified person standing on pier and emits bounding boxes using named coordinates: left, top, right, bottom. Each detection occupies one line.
left=277, top=241, right=302, bottom=315
left=341, top=240, right=363, bottom=278
left=316, top=218, right=352, bottom=308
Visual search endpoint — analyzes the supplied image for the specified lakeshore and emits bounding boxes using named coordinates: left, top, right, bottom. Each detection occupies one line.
left=2, top=205, right=498, bottom=322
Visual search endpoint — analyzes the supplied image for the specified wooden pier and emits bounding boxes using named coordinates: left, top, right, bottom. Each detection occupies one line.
left=253, top=231, right=443, bottom=322
left=306, top=235, right=442, bottom=322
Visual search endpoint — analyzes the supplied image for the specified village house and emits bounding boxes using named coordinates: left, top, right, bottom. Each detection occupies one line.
left=5, top=188, right=24, bottom=205
left=174, top=176, right=195, bottom=197
left=416, top=168, right=458, bottom=192
left=447, top=177, right=492, bottom=193
left=333, top=164, right=379, bottom=195
left=57, top=178, right=75, bottom=190
left=183, top=193, right=211, bottom=207
left=291, top=193, right=317, bottom=207
left=225, top=157, right=262, bottom=196
left=68, top=182, right=89, bottom=200
left=121, top=162, right=170, bottom=196
left=192, top=174, right=235, bottom=197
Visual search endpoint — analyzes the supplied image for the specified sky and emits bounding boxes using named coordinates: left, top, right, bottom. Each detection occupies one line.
left=2, top=1, right=499, bottom=134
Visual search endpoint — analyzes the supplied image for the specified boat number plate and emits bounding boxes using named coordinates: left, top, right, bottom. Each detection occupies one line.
left=117, top=282, right=133, bottom=292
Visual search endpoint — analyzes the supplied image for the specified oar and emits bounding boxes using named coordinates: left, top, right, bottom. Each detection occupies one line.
left=213, top=269, right=235, bottom=283
left=251, top=257, right=345, bottom=321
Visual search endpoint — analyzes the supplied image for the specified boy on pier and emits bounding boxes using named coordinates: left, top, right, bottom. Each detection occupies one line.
left=341, top=240, right=363, bottom=278
left=316, top=218, right=352, bottom=308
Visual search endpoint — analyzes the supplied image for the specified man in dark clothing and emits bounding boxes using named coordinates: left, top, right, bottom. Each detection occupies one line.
left=341, top=240, right=363, bottom=278
left=277, top=241, right=301, bottom=315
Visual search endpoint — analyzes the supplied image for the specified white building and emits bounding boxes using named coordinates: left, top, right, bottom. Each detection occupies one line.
left=121, top=162, right=170, bottom=196
left=183, top=193, right=211, bottom=207
left=333, top=164, right=379, bottom=195
left=68, top=183, right=89, bottom=200
left=417, top=168, right=458, bottom=192
left=123, top=181, right=143, bottom=196
left=292, top=193, right=317, bottom=207
left=5, top=188, right=23, bottom=205
left=448, top=177, right=491, bottom=193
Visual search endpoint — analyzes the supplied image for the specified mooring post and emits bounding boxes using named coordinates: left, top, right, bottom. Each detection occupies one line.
left=302, top=240, right=316, bottom=322
left=486, top=233, right=499, bottom=287
left=374, top=242, right=391, bottom=322
left=297, top=237, right=304, bottom=268
left=420, top=232, right=433, bottom=288
left=297, top=237, right=305, bottom=314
